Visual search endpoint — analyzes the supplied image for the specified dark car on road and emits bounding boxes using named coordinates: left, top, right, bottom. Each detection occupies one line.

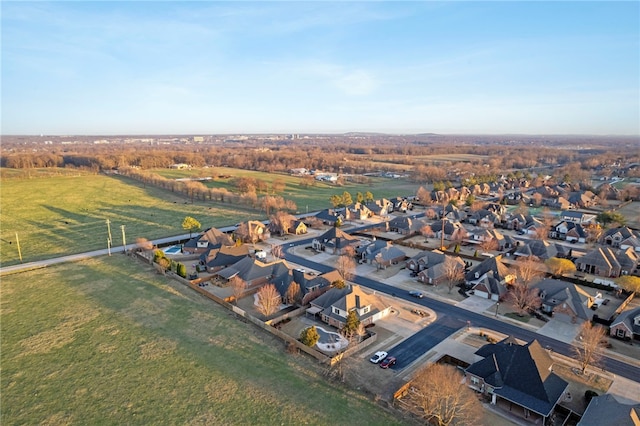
left=409, top=290, right=424, bottom=298
left=380, top=356, right=396, bottom=369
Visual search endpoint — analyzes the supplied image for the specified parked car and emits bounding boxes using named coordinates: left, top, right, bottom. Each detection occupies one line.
left=369, top=351, right=388, bottom=364
left=380, top=356, right=396, bottom=369
left=409, top=290, right=424, bottom=298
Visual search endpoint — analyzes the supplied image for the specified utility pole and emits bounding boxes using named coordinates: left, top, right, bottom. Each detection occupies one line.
left=107, top=238, right=111, bottom=256
left=15, top=232, right=23, bottom=263
left=120, top=225, right=126, bottom=253
left=106, top=218, right=112, bottom=245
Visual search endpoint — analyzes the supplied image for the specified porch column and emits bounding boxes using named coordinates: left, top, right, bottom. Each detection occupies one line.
left=491, top=394, right=497, bottom=405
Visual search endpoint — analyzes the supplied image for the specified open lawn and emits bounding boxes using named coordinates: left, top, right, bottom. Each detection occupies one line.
left=150, top=167, right=420, bottom=213
left=0, top=173, right=258, bottom=266
left=1, top=255, right=404, bottom=425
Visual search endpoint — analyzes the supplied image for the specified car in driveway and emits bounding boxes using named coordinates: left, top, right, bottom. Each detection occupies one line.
left=409, top=290, right=424, bottom=298
left=379, top=356, right=396, bottom=369
left=369, top=351, right=388, bottom=364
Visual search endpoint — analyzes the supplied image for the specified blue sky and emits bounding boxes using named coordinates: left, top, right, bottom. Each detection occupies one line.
left=2, top=1, right=639, bottom=135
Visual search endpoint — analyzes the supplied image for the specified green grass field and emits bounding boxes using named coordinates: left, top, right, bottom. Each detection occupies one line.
left=1, top=255, right=403, bottom=425
left=149, top=167, right=419, bottom=213
left=0, top=172, right=260, bottom=266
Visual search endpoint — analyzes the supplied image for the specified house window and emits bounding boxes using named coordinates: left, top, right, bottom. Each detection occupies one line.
left=475, top=272, right=479, bottom=279
left=616, top=329, right=626, bottom=338
left=470, top=377, right=480, bottom=385
left=333, top=307, right=339, bottom=315
left=363, top=306, right=370, bottom=314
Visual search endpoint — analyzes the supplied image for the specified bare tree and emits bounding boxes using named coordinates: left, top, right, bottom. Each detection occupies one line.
left=256, top=284, right=281, bottom=317
left=507, top=281, right=541, bottom=316
left=335, top=255, right=356, bottom=281
left=420, top=224, right=435, bottom=239
left=403, top=363, right=482, bottom=426
left=479, top=238, right=499, bottom=253
left=514, top=256, right=544, bottom=288
left=135, top=237, right=154, bottom=251
left=443, top=256, right=465, bottom=293
left=271, top=244, right=284, bottom=260
left=285, top=281, right=301, bottom=305
left=230, top=276, right=246, bottom=305
left=574, top=322, right=607, bottom=374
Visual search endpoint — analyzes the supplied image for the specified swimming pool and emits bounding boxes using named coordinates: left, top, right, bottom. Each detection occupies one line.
left=315, top=326, right=349, bottom=352
left=163, top=245, right=182, bottom=255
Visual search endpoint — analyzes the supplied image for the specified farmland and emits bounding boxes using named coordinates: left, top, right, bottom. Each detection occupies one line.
left=0, top=172, right=254, bottom=266
left=1, top=254, right=403, bottom=425
left=149, top=167, right=420, bottom=212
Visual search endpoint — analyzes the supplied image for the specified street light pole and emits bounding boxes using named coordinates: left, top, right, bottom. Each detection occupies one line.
left=495, top=302, right=500, bottom=317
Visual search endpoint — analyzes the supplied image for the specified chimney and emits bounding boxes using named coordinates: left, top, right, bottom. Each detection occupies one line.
left=355, top=295, right=361, bottom=308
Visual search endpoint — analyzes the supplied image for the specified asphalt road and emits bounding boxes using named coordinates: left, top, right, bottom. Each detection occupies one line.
left=283, top=234, right=640, bottom=382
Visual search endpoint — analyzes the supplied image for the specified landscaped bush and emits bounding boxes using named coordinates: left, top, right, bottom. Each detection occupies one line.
left=300, top=326, right=320, bottom=347
left=176, top=262, right=187, bottom=278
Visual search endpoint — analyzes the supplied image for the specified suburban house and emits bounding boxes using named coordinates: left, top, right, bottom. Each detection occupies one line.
left=532, top=278, right=594, bottom=323
left=200, top=244, right=250, bottom=272
left=359, top=240, right=406, bottom=268
left=273, top=268, right=343, bottom=305
left=387, top=216, right=417, bottom=235
left=560, top=210, right=596, bottom=225
left=602, top=227, right=640, bottom=252
left=469, top=228, right=516, bottom=251
left=416, top=255, right=465, bottom=286
left=312, top=227, right=361, bottom=254
left=550, top=221, right=587, bottom=243
left=513, top=240, right=571, bottom=261
left=574, top=247, right=639, bottom=278
left=577, top=394, right=640, bottom=426
left=406, top=250, right=446, bottom=272
left=314, top=209, right=345, bottom=226
left=465, top=337, right=568, bottom=424
left=236, top=220, right=271, bottom=243
left=364, top=199, right=392, bottom=217
left=216, top=257, right=290, bottom=289
left=344, top=202, right=372, bottom=221
left=268, top=217, right=308, bottom=236
left=467, top=209, right=501, bottom=228
left=431, top=219, right=469, bottom=242
left=182, top=227, right=234, bottom=254
left=609, top=306, right=640, bottom=341
left=308, top=284, right=391, bottom=329
left=505, top=213, right=539, bottom=232
left=466, top=255, right=515, bottom=301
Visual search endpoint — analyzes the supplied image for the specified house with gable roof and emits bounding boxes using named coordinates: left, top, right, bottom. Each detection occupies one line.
left=312, top=227, right=361, bottom=254
left=308, top=284, right=391, bottom=329
left=465, top=337, right=568, bottom=424
left=560, top=210, right=596, bottom=225
left=200, top=244, right=250, bottom=273
left=182, top=227, right=234, bottom=254
left=532, top=278, right=594, bottom=323
left=216, top=257, right=289, bottom=289
left=578, top=394, right=640, bottom=426
left=575, top=247, right=639, bottom=278
left=609, top=306, right=640, bottom=341
left=602, top=227, right=640, bottom=252
left=513, top=240, right=571, bottom=261
left=465, top=255, right=515, bottom=301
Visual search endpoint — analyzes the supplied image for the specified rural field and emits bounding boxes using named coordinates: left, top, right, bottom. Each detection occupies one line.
left=0, top=169, right=419, bottom=266
left=149, top=167, right=420, bottom=213
left=1, top=254, right=405, bottom=425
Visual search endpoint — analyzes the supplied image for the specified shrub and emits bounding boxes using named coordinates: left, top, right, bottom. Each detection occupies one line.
left=176, top=262, right=187, bottom=278
left=300, top=326, right=320, bottom=347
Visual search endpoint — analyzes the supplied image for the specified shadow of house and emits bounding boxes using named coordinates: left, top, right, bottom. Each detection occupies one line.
left=465, top=337, right=568, bottom=425
left=183, top=227, right=234, bottom=255
left=532, top=278, right=594, bottom=323
left=272, top=268, right=343, bottom=306
left=609, top=306, right=640, bottom=341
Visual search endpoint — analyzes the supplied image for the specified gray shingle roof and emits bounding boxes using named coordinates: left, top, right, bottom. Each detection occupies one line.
left=577, top=394, right=640, bottom=426
left=467, top=338, right=568, bottom=417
